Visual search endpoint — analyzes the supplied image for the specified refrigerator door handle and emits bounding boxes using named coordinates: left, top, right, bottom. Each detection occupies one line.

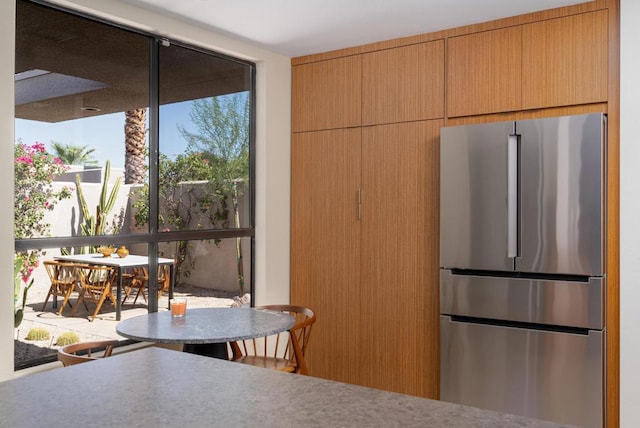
left=507, top=134, right=519, bottom=258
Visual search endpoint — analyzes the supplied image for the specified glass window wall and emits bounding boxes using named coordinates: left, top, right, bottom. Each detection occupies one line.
left=14, top=0, right=255, bottom=369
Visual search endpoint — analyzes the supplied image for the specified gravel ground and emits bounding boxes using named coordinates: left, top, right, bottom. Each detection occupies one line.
left=14, top=282, right=246, bottom=368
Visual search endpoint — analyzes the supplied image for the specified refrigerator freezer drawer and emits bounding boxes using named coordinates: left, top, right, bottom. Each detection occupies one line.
left=440, top=270, right=604, bottom=330
left=440, top=316, right=603, bottom=428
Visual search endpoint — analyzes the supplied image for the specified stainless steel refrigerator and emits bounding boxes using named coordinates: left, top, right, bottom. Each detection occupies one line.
left=439, top=113, right=606, bottom=428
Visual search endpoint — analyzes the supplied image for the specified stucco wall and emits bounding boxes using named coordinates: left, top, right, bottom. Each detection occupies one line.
left=619, top=0, right=640, bottom=426
left=0, top=0, right=16, bottom=381
left=44, top=178, right=250, bottom=293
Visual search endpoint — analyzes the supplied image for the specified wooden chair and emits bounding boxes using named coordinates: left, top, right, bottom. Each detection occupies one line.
left=71, top=265, right=118, bottom=322
left=122, top=265, right=171, bottom=305
left=41, top=260, right=79, bottom=316
left=230, top=305, right=316, bottom=375
left=57, top=340, right=119, bottom=366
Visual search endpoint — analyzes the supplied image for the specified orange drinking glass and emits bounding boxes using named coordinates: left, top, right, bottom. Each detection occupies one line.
left=170, top=298, right=187, bottom=317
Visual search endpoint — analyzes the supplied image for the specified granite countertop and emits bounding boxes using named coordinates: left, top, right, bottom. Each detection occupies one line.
left=0, top=347, right=573, bottom=428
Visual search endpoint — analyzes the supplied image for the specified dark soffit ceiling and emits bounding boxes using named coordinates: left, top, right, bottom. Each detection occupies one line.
left=15, top=1, right=250, bottom=123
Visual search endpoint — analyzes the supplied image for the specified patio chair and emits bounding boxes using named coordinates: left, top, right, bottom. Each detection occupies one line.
left=41, top=260, right=79, bottom=316
left=122, top=265, right=171, bottom=305
left=230, top=305, right=316, bottom=375
left=58, top=340, right=119, bottom=366
left=71, top=264, right=118, bottom=322
left=119, top=267, right=140, bottom=304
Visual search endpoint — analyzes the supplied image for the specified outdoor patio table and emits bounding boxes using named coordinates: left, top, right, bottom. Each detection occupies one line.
left=115, top=307, right=295, bottom=359
left=55, top=254, right=175, bottom=321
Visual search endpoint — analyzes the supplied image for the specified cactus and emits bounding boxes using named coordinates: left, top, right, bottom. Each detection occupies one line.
left=75, top=160, right=121, bottom=252
left=55, top=332, right=80, bottom=346
left=25, top=328, right=51, bottom=341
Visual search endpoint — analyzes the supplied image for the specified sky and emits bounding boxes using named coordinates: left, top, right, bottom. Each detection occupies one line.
left=15, top=100, right=196, bottom=169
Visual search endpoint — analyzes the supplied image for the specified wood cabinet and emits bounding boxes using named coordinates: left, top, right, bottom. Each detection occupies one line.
left=447, top=10, right=608, bottom=117
left=447, top=26, right=522, bottom=117
left=291, top=128, right=362, bottom=385
left=362, top=41, right=444, bottom=125
left=291, top=121, right=440, bottom=398
left=522, top=10, right=608, bottom=109
left=359, top=120, right=441, bottom=397
left=291, top=56, right=362, bottom=132
left=291, top=2, right=614, bottom=407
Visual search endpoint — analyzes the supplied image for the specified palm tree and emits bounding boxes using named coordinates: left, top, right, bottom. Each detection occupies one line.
left=124, top=108, right=147, bottom=184
left=50, top=142, right=97, bottom=166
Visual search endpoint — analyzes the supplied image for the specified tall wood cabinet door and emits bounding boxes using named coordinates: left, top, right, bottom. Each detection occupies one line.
left=362, top=41, right=444, bottom=126
left=447, top=26, right=522, bottom=117
left=290, top=128, right=362, bottom=385
left=360, top=120, right=441, bottom=398
left=292, top=56, right=362, bottom=132
left=522, top=10, right=608, bottom=109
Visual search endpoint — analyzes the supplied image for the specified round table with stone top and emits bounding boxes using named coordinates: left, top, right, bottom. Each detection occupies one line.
left=116, top=307, right=295, bottom=359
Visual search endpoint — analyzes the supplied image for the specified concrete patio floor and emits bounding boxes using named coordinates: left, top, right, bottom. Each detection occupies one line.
left=14, top=284, right=240, bottom=369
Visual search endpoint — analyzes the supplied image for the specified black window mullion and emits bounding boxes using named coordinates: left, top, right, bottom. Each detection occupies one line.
left=147, top=37, right=161, bottom=313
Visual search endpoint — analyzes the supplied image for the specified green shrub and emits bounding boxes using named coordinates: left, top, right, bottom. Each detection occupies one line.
left=25, top=328, right=51, bottom=341
left=55, top=332, right=80, bottom=346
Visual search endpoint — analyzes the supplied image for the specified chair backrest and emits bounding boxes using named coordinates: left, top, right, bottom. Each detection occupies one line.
left=231, top=305, right=316, bottom=374
left=134, top=265, right=171, bottom=292
left=57, top=340, right=119, bottom=367
left=77, top=264, right=117, bottom=290
left=43, top=260, right=77, bottom=286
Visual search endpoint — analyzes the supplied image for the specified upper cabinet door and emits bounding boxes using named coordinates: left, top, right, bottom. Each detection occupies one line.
left=362, top=41, right=444, bottom=125
left=292, top=56, right=362, bottom=132
left=447, top=26, right=522, bottom=117
left=440, top=120, right=515, bottom=272
left=522, top=10, right=608, bottom=109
